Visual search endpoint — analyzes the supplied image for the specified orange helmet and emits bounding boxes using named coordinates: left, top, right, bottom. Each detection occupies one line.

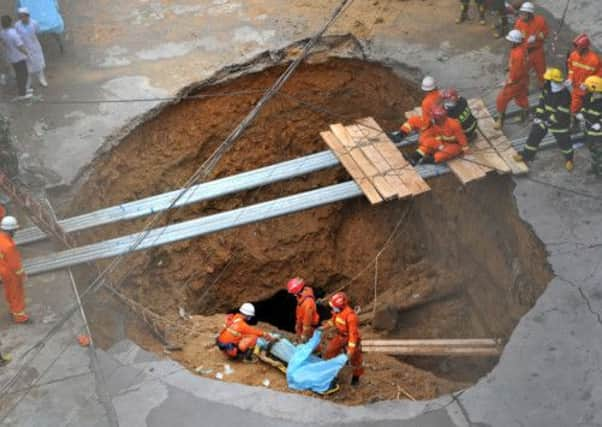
left=329, top=292, right=348, bottom=310
left=287, top=277, right=305, bottom=295
left=574, top=34, right=590, bottom=49
left=431, top=105, right=448, bottom=123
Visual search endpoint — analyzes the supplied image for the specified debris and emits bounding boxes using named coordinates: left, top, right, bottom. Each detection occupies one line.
left=178, top=307, right=188, bottom=319
left=164, top=344, right=183, bottom=352
left=195, top=366, right=213, bottom=375
left=77, top=335, right=91, bottom=347
left=224, top=364, right=234, bottom=375
left=262, top=379, right=270, bottom=387
left=215, top=372, right=224, bottom=380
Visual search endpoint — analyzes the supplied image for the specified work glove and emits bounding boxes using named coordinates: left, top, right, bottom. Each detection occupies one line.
left=575, top=113, right=584, bottom=122
left=527, top=35, right=536, bottom=44
left=592, top=123, right=602, bottom=131
left=565, top=80, right=573, bottom=89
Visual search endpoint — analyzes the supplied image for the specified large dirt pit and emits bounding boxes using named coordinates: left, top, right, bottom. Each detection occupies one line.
left=72, top=58, right=552, bottom=405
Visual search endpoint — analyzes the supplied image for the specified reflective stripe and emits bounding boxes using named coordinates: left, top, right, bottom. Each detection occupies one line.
left=348, top=342, right=357, bottom=348
left=335, top=317, right=346, bottom=326
left=15, top=268, right=23, bottom=275
left=583, top=109, right=601, bottom=116
left=557, top=106, right=570, bottom=113
left=572, top=61, right=596, bottom=72
left=587, top=130, right=602, bottom=136
left=416, top=148, right=426, bottom=156
left=544, top=105, right=556, bottom=112
left=436, top=135, right=458, bottom=142
left=525, top=145, right=538, bottom=152
left=562, top=148, right=574, bottom=154
left=226, top=327, right=241, bottom=337
left=550, top=128, right=569, bottom=133
left=535, top=108, right=544, bottom=114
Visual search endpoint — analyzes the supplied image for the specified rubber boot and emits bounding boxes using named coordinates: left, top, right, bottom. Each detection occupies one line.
left=519, top=108, right=529, bottom=124
left=351, top=375, right=360, bottom=386
left=13, top=312, right=29, bottom=324
left=494, top=112, right=505, bottom=130
left=478, top=5, right=486, bottom=25
left=456, top=4, right=468, bottom=24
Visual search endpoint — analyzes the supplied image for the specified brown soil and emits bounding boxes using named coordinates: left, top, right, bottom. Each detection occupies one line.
left=73, top=58, right=551, bottom=405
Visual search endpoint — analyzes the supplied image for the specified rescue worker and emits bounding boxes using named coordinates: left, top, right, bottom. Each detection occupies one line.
left=216, top=303, right=274, bottom=361
left=567, top=34, right=601, bottom=114
left=514, top=68, right=573, bottom=171
left=322, top=292, right=363, bottom=386
left=441, top=88, right=478, bottom=140
left=577, top=76, right=602, bottom=176
left=456, top=0, right=486, bottom=25
left=286, top=277, right=320, bottom=343
left=495, top=29, right=530, bottom=130
left=0, top=216, right=28, bottom=324
left=399, top=76, right=441, bottom=136
left=406, top=105, right=468, bottom=165
left=491, top=0, right=509, bottom=39
left=514, top=2, right=549, bottom=87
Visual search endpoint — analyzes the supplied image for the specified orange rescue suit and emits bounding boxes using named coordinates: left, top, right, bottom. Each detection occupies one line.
left=323, top=305, right=364, bottom=377
left=514, top=15, right=549, bottom=84
left=0, top=231, right=26, bottom=320
left=217, top=313, right=267, bottom=357
left=417, top=117, right=468, bottom=163
left=496, top=44, right=530, bottom=114
left=568, top=49, right=602, bottom=113
left=400, top=90, right=442, bottom=133
left=295, top=287, right=319, bottom=340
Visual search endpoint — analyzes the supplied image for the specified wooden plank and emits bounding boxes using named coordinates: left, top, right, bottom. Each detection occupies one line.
left=468, top=98, right=529, bottom=175
left=345, top=124, right=413, bottom=200
left=329, top=124, right=398, bottom=200
left=320, top=131, right=383, bottom=204
left=355, top=117, right=430, bottom=195
left=362, top=339, right=500, bottom=347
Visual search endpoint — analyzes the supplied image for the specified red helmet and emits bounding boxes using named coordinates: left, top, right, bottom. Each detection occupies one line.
left=441, top=88, right=459, bottom=103
left=287, top=277, right=305, bottom=294
left=431, top=105, right=448, bottom=122
left=329, top=292, right=348, bottom=310
left=574, top=34, right=590, bottom=49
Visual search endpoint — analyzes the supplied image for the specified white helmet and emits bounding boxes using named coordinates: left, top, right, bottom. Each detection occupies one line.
left=519, top=2, right=535, bottom=14
left=421, top=76, right=437, bottom=92
left=0, top=216, right=19, bottom=232
left=239, top=302, right=255, bottom=317
left=506, top=29, right=524, bottom=44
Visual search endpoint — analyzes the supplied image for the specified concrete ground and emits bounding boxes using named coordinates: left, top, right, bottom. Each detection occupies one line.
left=0, top=0, right=601, bottom=426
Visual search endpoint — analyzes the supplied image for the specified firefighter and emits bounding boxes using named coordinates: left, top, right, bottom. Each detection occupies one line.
left=406, top=105, right=468, bottom=165
left=216, top=303, right=274, bottom=361
left=399, top=76, right=442, bottom=136
left=456, top=0, right=486, bottom=25
left=0, top=216, right=28, bottom=324
left=567, top=34, right=601, bottom=114
left=441, top=88, right=478, bottom=140
left=514, top=2, right=549, bottom=87
left=286, top=277, right=320, bottom=343
left=514, top=68, right=573, bottom=171
left=577, top=76, right=602, bottom=176
left=495, top=29, right=530, bottom=130
left=322, top=292, right=363, bottom=386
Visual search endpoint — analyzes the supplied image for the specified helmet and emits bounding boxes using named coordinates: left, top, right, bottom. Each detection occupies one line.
left=329, top=292, right=348, bottom=310
left=431, top=105, right=448, bottom=122
left=287, top=277, right=305, bottom=294
left=506, top=29, right=524, bottom=44
left=584, top=76, right=602, bottom=93
left=519, top=2, right=535, bottom=14
left=0, top=216, right=19, bottom=232
left=421, top=76, right=437, bottom=92
left=441, top=88, right=459, bottom=103
left=543, top=68, right=564, bottom=83
left=574, top=33, right=590, bottom=49
left=239, top=302, right=255, bottom=317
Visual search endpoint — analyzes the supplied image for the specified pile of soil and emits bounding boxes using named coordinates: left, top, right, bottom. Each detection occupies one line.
left=72, top=58, right=551, bottom=405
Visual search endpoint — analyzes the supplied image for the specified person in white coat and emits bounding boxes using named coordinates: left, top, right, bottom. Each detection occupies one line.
left=15, top=7, right=47, bottom=88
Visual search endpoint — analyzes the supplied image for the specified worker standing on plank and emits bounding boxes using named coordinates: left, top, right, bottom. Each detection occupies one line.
left=322, top=292, right=363, bottom=386
left=514, top=68, right=573, bottom=171
left=514, top=2, right=549, bottom=87
left=0, top=216, right=28, bottom=323
left=216, top=303, right=274, bottom=362
left=406, top=105, right=468, bottom=165
left=577, top=76, right=602, bottom=176
left=287, top=277, right=320, bottom=343
left=567, top=34, right=601, bottom=114
left=441, top=88, right=478, bottom=140
left=399, top=76, right=441, bottom=135
left=456, top=0, right=486, bottom=25
left=495, top=29, right=530, bottom=130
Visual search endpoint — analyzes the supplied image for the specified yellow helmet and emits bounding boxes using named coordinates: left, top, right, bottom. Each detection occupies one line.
left=584, top=75, right=602, bottom=93
left=543, top=68, right=564, bottom=83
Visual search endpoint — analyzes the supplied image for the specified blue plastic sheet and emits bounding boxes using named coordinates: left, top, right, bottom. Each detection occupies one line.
left=18, top=0, right=64, bottom=34
left=286, top=330, right=347, bottom=394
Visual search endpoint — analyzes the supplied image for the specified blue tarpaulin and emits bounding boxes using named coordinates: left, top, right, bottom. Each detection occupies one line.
left=286, top=330, right=347, bottom=394
left=18, top=0, right=64, bottom=34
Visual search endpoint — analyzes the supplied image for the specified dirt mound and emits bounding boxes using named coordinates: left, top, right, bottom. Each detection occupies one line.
left=73, top=58, right=551, bottom=405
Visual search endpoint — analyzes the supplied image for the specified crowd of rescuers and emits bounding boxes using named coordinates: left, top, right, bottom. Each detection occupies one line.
left=216, top=277, right=363, bottom=387
left=393, top=2, right=602, bottom=175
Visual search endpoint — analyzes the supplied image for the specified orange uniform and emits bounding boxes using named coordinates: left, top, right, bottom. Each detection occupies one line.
left=568, top=49, right=602, bottom=113
left=417, top=117, right=467, bottom=163
left=216, top=313, right=268, bottom=358
left=496, top=44, right=530, bottom=114
left=0, top=231, right=26, bottom=322
left=323, top=305, right=364, bottom=377
left=514, top=15, right=549, bottom=85
left=400, top=90, right=442, bottom=133
left=295, top=287, right=319, bottom=341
